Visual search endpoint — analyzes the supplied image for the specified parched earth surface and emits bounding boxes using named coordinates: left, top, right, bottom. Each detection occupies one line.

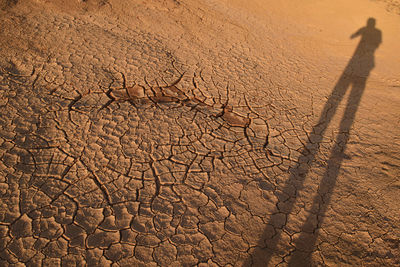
left=0, top=0, right=399, bottom=266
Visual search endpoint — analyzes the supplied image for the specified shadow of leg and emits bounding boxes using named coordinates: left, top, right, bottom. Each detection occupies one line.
left=246, top=74, right=352, bottom=266
left=288, top=76, right=367, bottom=266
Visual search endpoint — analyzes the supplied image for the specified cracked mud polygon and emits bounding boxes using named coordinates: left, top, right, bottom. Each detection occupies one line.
left=1, top=0, right=399, bottom=266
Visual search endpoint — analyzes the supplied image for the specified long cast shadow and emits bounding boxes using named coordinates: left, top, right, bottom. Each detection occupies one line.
left=247, top=18, right=382, bottom=266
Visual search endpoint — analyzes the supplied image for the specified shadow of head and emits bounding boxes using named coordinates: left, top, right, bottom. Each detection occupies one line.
left=367, top=17, right=376, bottom=28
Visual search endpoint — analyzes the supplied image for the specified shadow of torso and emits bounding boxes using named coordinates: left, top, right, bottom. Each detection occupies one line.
left=346, top=25, right=382, bottom=77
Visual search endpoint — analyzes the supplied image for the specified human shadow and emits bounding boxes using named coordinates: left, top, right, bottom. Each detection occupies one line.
left=247, top=18, right=382, bottom=266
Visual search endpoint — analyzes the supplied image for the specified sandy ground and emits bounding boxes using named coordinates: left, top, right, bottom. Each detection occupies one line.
left=0, top=0, right=399, bottom=266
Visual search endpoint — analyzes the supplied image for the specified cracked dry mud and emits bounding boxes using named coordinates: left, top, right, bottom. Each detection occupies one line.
left=1, top=0, right=400, bottom=266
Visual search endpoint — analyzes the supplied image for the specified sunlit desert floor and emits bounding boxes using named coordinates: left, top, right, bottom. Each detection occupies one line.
left=0, top=0, right=399, bottom=266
